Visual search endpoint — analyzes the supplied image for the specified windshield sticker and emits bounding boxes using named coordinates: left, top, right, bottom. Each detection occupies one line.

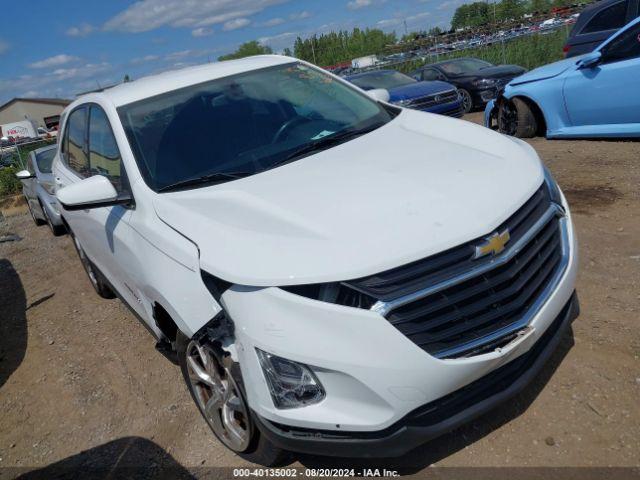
left=311, top=130, right=335, bottom=140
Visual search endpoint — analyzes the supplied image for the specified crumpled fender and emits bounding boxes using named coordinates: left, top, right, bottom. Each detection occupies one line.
left=484, top=99, right=498, bottom=130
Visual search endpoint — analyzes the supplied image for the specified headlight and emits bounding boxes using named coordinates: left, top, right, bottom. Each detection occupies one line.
left=393, top=98, right=413, bottom=107
left=543, top=166, right=562, bottom=205
left=474, top=78, right=497, bottom=88
left=42, top=182, right=56, bottom=195
left=256, top=349, right=325, bottom=409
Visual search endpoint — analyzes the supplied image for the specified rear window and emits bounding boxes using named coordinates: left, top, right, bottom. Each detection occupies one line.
left=581, top=0, right=628, bottom=33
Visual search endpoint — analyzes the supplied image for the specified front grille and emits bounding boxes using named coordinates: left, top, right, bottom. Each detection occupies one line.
left=344, top=185, right=567, bottom=359
left=409, top=90, right=459, bottom=109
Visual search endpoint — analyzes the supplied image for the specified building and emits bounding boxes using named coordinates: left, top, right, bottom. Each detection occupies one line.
left=0, top=97, right=71, bottom=130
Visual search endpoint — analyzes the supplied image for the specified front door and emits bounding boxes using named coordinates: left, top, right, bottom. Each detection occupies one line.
left=563, top=21, right=640, bottom=129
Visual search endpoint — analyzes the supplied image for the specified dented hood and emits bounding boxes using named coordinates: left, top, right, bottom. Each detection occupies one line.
left=509, top=55, right=584, bottom=86
left=153, top=109, right=543, bottom=286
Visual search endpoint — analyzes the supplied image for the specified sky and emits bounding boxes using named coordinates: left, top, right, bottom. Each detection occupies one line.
left=0, top=0, right=469, bottom=105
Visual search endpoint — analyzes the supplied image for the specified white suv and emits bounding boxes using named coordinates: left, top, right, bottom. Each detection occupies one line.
left=53, top=56, right=579, bottom=465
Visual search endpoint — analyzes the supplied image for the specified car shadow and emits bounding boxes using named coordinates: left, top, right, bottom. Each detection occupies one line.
left=0, top=259, right=27, bottom=390
left=295, top=327, right=575, bottom=474
left=16, top=437, right=196, bottom=480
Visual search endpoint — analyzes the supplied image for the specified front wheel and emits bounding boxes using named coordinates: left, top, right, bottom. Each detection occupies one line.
left=498, top=97, right=538, bottom=138
left=458, top=89, right=473, bottom=113
left=177, top=332, right=288, bottom=466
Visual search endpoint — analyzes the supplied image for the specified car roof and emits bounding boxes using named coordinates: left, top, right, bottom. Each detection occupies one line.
left=346, top=70, right=400, bottom=80
left=69, top=55, right=296, bottom=109
left=430, top=57, right=490, bottom=67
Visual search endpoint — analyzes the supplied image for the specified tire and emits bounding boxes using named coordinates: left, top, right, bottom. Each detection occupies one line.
left=27, top=198, right=45, bottom=226
left=458, top=89, right=473, bottom=113
left=498, top=97, right=538, bottom=138
left=177, top=331, right=289, bottom=466
left=39, top=200, right=66, bottom=236
left=69, top=230, right=116, bottom=299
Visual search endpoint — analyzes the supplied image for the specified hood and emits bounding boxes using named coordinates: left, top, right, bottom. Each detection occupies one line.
left=474, top=64, right=526, bottom=79
left=153, top=109, right=543, bottom=286
left=388, top=80, right=455, bottom=102
left=509, top=55, right=584, bottom=85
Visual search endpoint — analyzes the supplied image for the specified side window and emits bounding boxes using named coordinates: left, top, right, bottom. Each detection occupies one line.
left=422, top=68, right=442, bottom=81
left=66, top=107, right=90, bottom=177
left=581, top=0, right=628, bottom=34
left=601, top=22, right=640, bottom=63
left=88, top=106, right=124, bottom=192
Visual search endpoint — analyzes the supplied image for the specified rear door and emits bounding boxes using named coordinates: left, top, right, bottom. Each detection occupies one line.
left=563, top=20, right=640, bottom=129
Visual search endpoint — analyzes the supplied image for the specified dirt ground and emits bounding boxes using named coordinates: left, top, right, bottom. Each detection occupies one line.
left=0, top=112, right=638, bottom=478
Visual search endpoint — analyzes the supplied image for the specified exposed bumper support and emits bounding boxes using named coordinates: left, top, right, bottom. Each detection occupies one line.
left=253, top=292, right=579, bottom=458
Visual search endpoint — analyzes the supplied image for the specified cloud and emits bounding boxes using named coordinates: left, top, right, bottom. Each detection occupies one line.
left=28, top=54, right=80, bottom=69
left=51, top=62, right=111, bottom=81
left=192, top=27, right=214, bottom=36
left=65, top=23, right=95, bottom=37
left=130, top=54, right=161, bottom=64
left=262, top=17, right=285, bottom=27
left=258, top=31, right=298, bottom=50
left=223, top=18, right=251, bottom=31
left=0, top=40, right=8, bottom=55
left=347, top=0, right=372, bottom=10
left=289, top=11, right=311, bottom=20
left=103, top=0, right=288, bottom=33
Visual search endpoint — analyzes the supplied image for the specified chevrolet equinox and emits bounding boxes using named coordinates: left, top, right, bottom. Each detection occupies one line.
left=53, top=56, right=579, bottom=465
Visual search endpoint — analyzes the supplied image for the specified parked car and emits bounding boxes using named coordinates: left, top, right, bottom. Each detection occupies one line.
left=485, top=17, right=640, bottom=138
left=345, top=70, right=463, bottom=117
left=563, top=0, right=639, bottom=57
left=53, top=56, right=578, bottom=465
left=411, top=58, right=526, bottom=113
left=15, top=145, right=65, bottom=235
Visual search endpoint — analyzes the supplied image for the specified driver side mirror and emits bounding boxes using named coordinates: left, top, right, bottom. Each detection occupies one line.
left=15, top=170, right=35, bottom=180
left=578, top=51, right=602, bottom=69
left=57, top=175, right=132, bottom=211
left=367, top=88, right=391, bottom=103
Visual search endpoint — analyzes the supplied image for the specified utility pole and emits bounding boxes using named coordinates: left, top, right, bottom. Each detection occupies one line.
left=404, top=20, right=408, bottom=36
left=311, top=36, right=317, bottom=64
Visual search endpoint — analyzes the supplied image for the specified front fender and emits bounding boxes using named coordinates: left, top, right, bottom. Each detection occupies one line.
left=484, top=99, right=498, bottom=130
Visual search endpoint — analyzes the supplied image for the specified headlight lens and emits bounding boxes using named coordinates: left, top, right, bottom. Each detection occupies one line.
left=474, top=78, right=497, bottom=88
left=543, top=166, right=562, bottom=205
left=256, top=349, right=325, bottom=409
left=393, top=98, right=413, bottom=107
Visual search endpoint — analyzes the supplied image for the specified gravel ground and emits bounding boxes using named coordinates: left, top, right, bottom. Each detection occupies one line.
left=0, top=113, right=638, bottom=478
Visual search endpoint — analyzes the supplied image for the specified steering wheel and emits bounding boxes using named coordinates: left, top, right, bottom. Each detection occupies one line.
left=272, top=117, right=308, bottom=144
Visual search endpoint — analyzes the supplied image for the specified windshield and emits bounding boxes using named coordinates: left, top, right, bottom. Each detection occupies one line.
left=439, top=59, right=493, bottom=76
left=118, top=62, right=394, bottom=192
left=348, top=71, right=416, bottom=90
left=35, top=148, right=56, bottom=173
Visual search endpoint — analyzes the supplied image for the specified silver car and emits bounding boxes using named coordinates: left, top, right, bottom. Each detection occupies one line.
left=16, top=145, right=65, bottom=235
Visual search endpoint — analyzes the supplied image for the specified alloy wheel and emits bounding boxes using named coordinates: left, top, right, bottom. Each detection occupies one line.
left=186, top=340, right=251, bottom=452
left=459, top=90, right=472, bottom=113
left=498, top=100, right=518, bottom=136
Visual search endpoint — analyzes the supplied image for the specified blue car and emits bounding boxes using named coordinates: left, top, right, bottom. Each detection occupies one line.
left=485, top=17, right=640, bottom=139
left=345, top=70, right=464, bottom=118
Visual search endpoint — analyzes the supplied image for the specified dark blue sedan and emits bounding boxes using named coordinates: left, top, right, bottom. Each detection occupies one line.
left=345, top=70, right=463, bottom=117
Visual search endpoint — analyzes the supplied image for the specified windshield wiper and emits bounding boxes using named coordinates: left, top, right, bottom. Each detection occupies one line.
left=158, top=171, right=251, bottom=192
left=271, top=123, right=385, bottom=170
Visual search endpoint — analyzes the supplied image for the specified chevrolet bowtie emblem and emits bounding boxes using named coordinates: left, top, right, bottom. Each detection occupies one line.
left=474, top=229, right=511, bottom=259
